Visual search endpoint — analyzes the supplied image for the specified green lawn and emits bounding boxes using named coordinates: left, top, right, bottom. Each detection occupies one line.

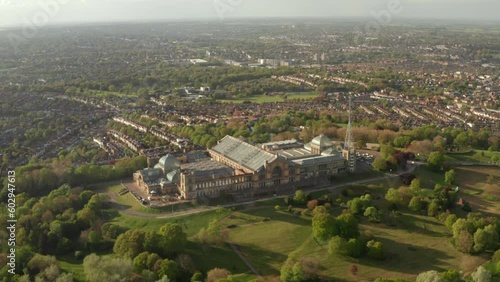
left=219, top=92, right=320, bottom=104
left=81, top=90, right=138, bottom=98
left=228, top=209, right=312, bottom=277
left=111, top=208, right=232, bottom=238
left=223, top=166, right=500, bottom=281
left=446, top=150, right=500, bottom=163
left=227, top=207, right=488, bottom=281
left=58, top=258, right=85, bottom=282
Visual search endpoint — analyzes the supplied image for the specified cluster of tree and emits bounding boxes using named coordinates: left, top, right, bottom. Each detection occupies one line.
left=114, top=223, right=187, bottom=259
left=4, top=254, right=74, bottom=282
left=111, top=223, right=220, bottom=281
left=414, top=265, right=496, bottom=282
left=328, top=234, right=386, bottom=260
left=372, top=145, right=415, bottom=172
left=280, top=256, right=320, bottom=282
left=346, top=194, right=383, bottom=223
left=406, top=178, right=459, bottom=217
left=446, top=213, right=499, bottom=254
left=0, top=156, right=147, bottom=199
left=0, top=184, right=117, bottom=278
left=398, top=126, right=499, bottom=154
left=195, top=219, right=228, bottom=246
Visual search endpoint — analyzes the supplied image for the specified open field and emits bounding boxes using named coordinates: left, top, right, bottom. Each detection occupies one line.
left=219, top=92, right=320, bottom=103
left=224, top=166, right=499, bottom=281
left=227, top=203, right=489, bottom=281
left=446, top=150, right=500, bottom=163
left=58, top=258, right=86, bottom=282
left=81, top=89, right=139, bottom=98
left=453, top=166, right=500, bottom=216
left=63, top=166, right=499, bottom=281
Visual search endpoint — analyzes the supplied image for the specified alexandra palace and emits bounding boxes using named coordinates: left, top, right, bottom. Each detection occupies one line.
left=134, top=134, right=355, bottom=200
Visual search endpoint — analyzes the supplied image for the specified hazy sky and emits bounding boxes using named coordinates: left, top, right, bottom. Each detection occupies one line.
left=0, top=0, right=498, bottom=27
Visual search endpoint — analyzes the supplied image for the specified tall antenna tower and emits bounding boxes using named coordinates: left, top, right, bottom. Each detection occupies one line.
left=343, top=93, right=356, bottom=173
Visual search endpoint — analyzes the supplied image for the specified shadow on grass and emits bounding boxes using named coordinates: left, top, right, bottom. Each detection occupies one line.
left=184, top=241, right=252, bottom=274
left=241, top=208, right=311, bottom=227
left=395, top=214, right=448, bottom=237
left=357, top=236, right=453, bottom=275
left=233, top=242, right=289, bottom=276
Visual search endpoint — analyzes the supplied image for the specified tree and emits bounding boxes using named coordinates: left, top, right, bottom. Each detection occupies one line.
left=408, top=196, right=423, bottom=212
left=157, top=259, right=179, bottom=281
left=428, top=151, right=445, bottom=171
left=445, top=214, right=458, bottom=230
left=83, top=253, right=133, bottom=282
left=471, top=266, right=491, bottom=282
left=416, top=270, right=443, bottom=282
left=337, top=213, right=360, bottom=239
left=27, top=254, right=58, bottom=277
left=147, top=253, right=162, bottom=270
left=280, top=260, right=306, bottom=282
left=427, top=200, right=441, bottom=217
left=159, top=223, right=187, bottom=256
left=113, top=229, right=146, bottom=259
left=133, top=252, right=150, bottom=272
left=347, top=198, right=362, bottom=215
left=293, top=190, right=307, bottom=204
left=473, top=225, right=498, bottom=253
left=366, top=240, right=385, bottom=260
left=206, top=268, right=231, bottom=282
left=372, top=156, right=388, bottom=172
left=328, top=236, right=349, bottom=256
left=381, top=145, right=396, bottom=159
left=364, top=207, right=382, bottom=223
left=444, top=169, right=456, bottom=186
left=455, top=230, right=474, bottom=254
left=385, top=188, right=402, bottom=206
left=312, top=212, right=339, bottom=243
left=191, top=272, right=203, bottom=282
left=409, top=178, right=422, bottom=196
left=440, top=269, right=461, bottom=282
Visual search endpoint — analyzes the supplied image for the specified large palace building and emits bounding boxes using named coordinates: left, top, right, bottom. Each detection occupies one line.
left=134, top=135, right=353, bottom=200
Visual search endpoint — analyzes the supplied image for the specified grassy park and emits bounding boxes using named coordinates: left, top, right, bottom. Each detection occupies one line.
left=219, top=92, right=321, bottom=104
left=59, top=166, right=500, bottom=281
left=445, top=149, right=500, bottom=163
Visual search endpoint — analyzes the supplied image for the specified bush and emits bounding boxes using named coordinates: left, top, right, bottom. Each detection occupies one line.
left=301, top=209, right=311, bottom=217
left=364, top=207, right=382, bottom=223
left=349, top=264, right=358, bottom=276
left=445, top=214, right=458, bottom=230
left=492, top=249, right=500, bottom=263
left=275, top=205, right=281, bottom=211
left=74, top=251, right=85, bottom=260
left=341, top=189, right=348, bottom=197
left=206, top=268, right=231, bottom=282
left=408, top=197, right=423, bottom=212
left=462, top=201, right=472, bottom=212
left=294, top=190, right=307, bottom=205
left=366, top=240, right=386, bottom=260
left=307, top=200, right=318, bottom=211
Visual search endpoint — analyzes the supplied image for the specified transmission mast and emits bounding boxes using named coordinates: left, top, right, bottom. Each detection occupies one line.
left=343, top=94, right=356, bottom=173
